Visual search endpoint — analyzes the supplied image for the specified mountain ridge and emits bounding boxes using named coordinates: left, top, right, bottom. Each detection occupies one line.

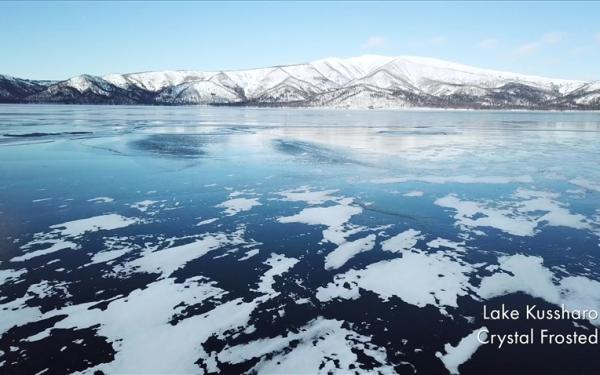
left=1, top=55, right=599, bottom=109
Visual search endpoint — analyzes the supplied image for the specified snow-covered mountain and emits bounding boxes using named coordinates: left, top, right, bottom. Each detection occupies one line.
left=2, top=55, right=599, bottom=109
left=0, top=75, right=55, bottom=103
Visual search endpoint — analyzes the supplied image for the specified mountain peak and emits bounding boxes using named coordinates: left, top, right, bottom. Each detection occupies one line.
left=1, top=55, right=598, bottom=109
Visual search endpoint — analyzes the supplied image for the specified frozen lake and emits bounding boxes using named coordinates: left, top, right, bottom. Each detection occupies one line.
left=1, top=105, right=600, bottom=374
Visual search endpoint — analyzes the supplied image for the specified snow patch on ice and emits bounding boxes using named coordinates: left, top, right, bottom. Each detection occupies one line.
left=127, top=233, right=237, bottom=278
left=0, top=295, right=43, bottom=334
left=196, top=218, right=218, bottom=226
left=11, top=240, right=79, bottom=262
left=436, top=189, right=591, bottom=237
left=0, top=268, right=26, bottom=286
left=278, top=201, right=363, bottom=245
left=50, top=278, right=256, bottom=374
left=372, top=175, right=533, bottom=185
left=130, top=200, right=160, bottom=213
left=217, top=318, right=395, bottom=373
left=51, top=214, right=140, bottom=238
left=381, top=229, right=422, bottom=253
left=88, top=197, right=114, bottom=203
left=317, top=249, right=473, bottom=310
left=570, top=177, right=600, bottom=193
left=239, top=249, right=259, bottom=261
left=403, top=190, right=424, bottom=197
left=478, top=254, right=600, bottom=326
left=32, top=198, right=52, bottom=203
left=427, top=238, right=466, bottom=253
left=90, top=249, right=131, bottom=265
left=436, top=327, right=487, bottom=374
left=255, top=253, right=299, bottom=297
left=216, top=197, right=261, bottom=216
left=12, top=214, right=140, bottom=261
left=324, top=234, right=376, bottom=270
left=276, top=186, right=340, bottom=205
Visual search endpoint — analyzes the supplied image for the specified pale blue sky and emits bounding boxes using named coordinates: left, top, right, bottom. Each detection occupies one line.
left=1, top=1, right=599, bottom=81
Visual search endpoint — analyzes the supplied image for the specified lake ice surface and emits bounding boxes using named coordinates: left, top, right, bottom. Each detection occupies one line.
left=1, top=105, right=600, bottom=374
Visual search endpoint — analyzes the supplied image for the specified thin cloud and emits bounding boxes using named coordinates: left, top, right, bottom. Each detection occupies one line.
left=569, top=46, right=592, bottom=56
left=429, top=35, right=447, bottom=45
left=541, top=32, right=564, bottom=44
left=478, top=39, right=498, bottom=49
left=516, top=42, right=539, bottom=55
left=362, top=36, right=388, bottom=49
left=514, top=32, right=564, bottom=57
left=595, top=32, right=600, bottom=43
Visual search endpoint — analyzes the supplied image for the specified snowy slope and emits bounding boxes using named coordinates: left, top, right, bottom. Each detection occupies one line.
left=99, top=54, right=593, bottom=108
left=2, top=55, right=598, bottom=109
left=156, top=80, right=242, bottom=104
